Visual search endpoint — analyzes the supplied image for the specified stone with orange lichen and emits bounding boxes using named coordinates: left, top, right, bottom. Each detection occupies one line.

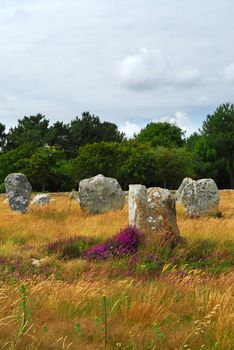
left=128, top=184, right=180, bottom=237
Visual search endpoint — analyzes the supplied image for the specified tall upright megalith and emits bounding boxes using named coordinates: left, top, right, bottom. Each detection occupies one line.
left=4, top=173, right=32, bottom=213
left=128, top=185, right=180, bottom=237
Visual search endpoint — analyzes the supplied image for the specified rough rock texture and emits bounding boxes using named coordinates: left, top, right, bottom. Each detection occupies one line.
left=176, top=177, right=193, bottom=203
left=4, top=173, right=32, bottom=213
left=128, top=185, right=180, bottom=236
left=79, top=174, right=125, bottom=214
left=32, top=194, right=50, bottom=205
left=176, top=178, right=220, bottom=217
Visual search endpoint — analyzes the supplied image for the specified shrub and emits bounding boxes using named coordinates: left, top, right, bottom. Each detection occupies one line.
left=84, top=226, right=144, bottom=260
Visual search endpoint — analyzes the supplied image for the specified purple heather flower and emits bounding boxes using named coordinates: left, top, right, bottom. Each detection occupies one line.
left=84, top=226, right=144, bottom=260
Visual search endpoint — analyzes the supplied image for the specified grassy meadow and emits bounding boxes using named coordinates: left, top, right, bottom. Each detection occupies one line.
left=0, top=191, right=233, bottom=350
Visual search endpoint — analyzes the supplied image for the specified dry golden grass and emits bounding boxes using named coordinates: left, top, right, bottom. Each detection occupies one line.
left=0, top=191, right=233, bottom=349
left=177, top=191, right=234, bottom=241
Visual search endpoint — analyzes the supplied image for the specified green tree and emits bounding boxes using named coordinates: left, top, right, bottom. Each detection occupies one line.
left=54, top=159, right=77, bottom=191
left=202, top=103, right=234, bottom=188
left=48, top=121, right=73, bottom=157
left=0, top=122, right=6, bottom=150
left=186, top=133, right=221, bottom=182
left=21, top=146, right=64, bottom=191
left=0, top=142, right=38, bottom=185
left=5, top=114, right=49, bottom=150
left=73, top=142, right=126, bottom=185
left=155, top=146, right=194, bottom=189
left=120, top=142, right=157, bottom=188
left=136, top=122, right=185, bottom=148
left=70, top=112, right=124, bottom=148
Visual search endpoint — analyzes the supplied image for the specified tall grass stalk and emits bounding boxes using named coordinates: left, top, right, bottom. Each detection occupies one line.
left=102, top=295, right=108, bottom=348
left=19, top=284, right=29, bottom=337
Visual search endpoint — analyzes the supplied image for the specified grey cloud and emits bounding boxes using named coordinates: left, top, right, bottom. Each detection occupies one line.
left=224, top=63, right=234, bottom=84
left=116, top=48, right=202, bottom=91
left=0, top=0, right=234, bottom=134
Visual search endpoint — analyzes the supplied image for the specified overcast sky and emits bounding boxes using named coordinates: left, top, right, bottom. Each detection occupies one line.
left=0, top=0, right=234, bottom=137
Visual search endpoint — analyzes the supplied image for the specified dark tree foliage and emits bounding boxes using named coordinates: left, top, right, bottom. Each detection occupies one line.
left=0, top=142, right=38, bottom=186
left=70, top=111, right=124, bottom=148
left=0, top=122, right=6, bottom=150
left=20, top=146, right=65, bottom=192
left=201, top=103, right=234, bottom=189
left=73, top=142, right=127, bottom=185
left=186, top=133, right=219, bottom=180
left=136, top=122, right=185, bottom=148
left=120, top=142, right=158, bottom=188
left=155, top=146, right=194, bottom=189
left=47, top=121, right=73, bottom=157
left=5, top=114, right=49, bottom=150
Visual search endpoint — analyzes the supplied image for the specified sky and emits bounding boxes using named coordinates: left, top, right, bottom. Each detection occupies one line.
left=0, top=0, right=234, bottom=137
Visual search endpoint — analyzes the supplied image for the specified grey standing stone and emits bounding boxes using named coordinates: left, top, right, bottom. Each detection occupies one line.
left=32, top=194, right=50, bottom=205
left=4, top=173, right=32, bottom=213
left=176, top=177, right=193, bottom=203
left=176, top=178, right=220, bottom=217
left=128, top=184, right=180, bottom=236
left=79, top=174, right=125, bottom=214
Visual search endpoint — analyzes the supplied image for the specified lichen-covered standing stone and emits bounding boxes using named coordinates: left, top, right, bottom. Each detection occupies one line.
left=176, top=178, right=220, bottom=217
left=79, top=174, right=125, bottom=214
left=128, top=184, right=180, bottom=236
left=4, top=173, right=32, bottom=213
left=176, top=177, right=193, bottom=203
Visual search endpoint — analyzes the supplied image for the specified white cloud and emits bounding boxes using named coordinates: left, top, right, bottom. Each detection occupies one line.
left=155, top=111, right=198, bottom=136
left=224, top=63, right=234, bottom=83
left=0, top=0, right=234, bottom=131
left=119, top=121, right=141, bottom=138
left=116, top=48, right=167, bottom=91
left=116, top=48, right=201, bottom=91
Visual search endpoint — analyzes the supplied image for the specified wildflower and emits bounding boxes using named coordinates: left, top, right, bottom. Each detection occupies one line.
left=84, top=226, right=144, bottom=260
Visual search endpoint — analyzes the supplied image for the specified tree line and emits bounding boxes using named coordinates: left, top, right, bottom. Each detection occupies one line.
left=0, top=103, right=233, bottom=192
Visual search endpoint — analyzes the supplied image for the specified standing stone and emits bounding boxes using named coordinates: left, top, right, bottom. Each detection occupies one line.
left=79, top=174, right=125, bottom=214
left=176, top=177, right=193, bottom=203
left=32, top=194, right=50, bottom=205
left=176, top=178, right=220, bottom=217
left=128, top=185, right=148, bottom=232
left=4, top=173, right=32, bottom=213
left=129, top=184, right=180, bottom=236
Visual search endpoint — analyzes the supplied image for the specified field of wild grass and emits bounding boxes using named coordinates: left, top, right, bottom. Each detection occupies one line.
left=0, top=191, right=233, bottom=350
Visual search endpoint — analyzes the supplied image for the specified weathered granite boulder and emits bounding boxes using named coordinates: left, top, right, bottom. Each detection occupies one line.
left=79, top=174, right=125, bottom=214
left=32, top=194, right=50, bottom=205
left=176, top=178, right=220, bottom=217
left=176, top=177, right=193, bottom=203
left=4, top=173, right=32, bottom=213
left=128, top=184, right=180, bottom=236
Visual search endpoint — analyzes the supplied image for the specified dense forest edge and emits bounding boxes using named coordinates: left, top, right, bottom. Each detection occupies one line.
left=0, top=103, right=233, bottom=192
